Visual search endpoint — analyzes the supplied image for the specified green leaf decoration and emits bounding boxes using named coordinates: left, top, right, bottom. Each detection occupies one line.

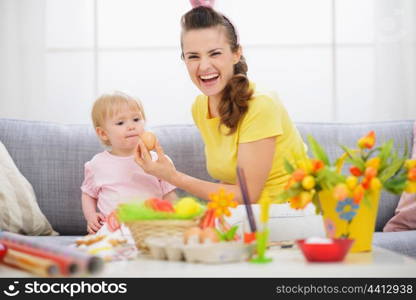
left=117, top=201, right=205, bottom=222
left=378, top=140, right=393, bottom=171
left=214, top=228, right=227, bottom=241
left=284, top=159, right=295, bottom=173
left=315, top=168, right=345, bottom=190
left=307, top=135, right=330, bottom=166
left=378, top=155, right=406, bottom=182
left=275, top=187, right=303, bottom=203
left=363, top=147, right=381, bottom=160
left=225, top=225, right=239, bottom=241
left=341, top=145, right=366, bottom=170
left=312, top=192, right=322, bottom=215
left=383, top=175, right=408, bottom=195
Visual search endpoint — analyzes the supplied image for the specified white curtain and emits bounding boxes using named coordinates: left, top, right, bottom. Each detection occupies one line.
left=0, top=0, right=46, bottom=119
left=373, top=0, right=416, bottom=120
left=0, top=0, right=415, bottom=123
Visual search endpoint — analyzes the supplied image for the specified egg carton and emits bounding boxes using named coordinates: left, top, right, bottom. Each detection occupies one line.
left=144, top=236, right=255, bottom=264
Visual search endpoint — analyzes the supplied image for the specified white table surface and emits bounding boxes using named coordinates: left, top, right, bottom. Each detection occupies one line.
left=1, top=246, right=416, bottom=278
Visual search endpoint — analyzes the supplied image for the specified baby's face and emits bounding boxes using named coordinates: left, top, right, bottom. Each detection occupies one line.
left=102, top=105, right=145, bottom=156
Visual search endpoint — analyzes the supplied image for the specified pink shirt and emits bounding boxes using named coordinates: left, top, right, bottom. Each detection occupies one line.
left=81, top=151, right=176, bottom=216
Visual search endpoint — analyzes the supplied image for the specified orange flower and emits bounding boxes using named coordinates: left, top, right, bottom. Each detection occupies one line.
left=208, top=188, right=238, bottom=217
left=406, top=181, right=416, bottom=193
left=292, top=169, right=306, bottom=182
left=301, top=175, right=315, bottom=190
left=405, top=159, right=416, bottom=170
left=346, top=176, right=358, bottom=190
left=350, top=166, right=363, bottom=177
left=364, top=166, right=378, bottom=179
left=358, top=131, right=376, bottom=149
left=353, top=184, right=365, bottom=204
left=334, top=183, right=349, bottom=200
left=284, top=177, right=295, bottom=190
left=370, top=177, right=382, bottom=191
left=408, top=168, right=416, bottom=181
left=365, top=157, right=381, bottom=170
left=289, top=192, right=312, bottom=210
left=311, top=159, right=324, bottom=173
left=361, top=176, right=371, bottom=190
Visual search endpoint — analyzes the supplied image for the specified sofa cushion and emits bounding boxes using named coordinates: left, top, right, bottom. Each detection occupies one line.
left=0, top=141, right=57, bottom=235
left=373, top=231, right=416, bottom=258
left=0, top=119, right=102, bottom=235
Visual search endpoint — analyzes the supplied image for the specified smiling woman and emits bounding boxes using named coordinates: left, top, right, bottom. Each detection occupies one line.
left=134, top=3, right=306, bottom=206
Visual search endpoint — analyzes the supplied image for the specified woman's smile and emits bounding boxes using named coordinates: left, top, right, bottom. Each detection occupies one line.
left=199, top=72, right=220, bottom=88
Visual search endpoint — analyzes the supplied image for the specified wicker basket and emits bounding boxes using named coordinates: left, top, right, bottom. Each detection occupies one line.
left=125, top=219, right=198, bottom=252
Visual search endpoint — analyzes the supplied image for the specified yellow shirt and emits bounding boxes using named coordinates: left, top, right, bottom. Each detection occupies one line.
left=191, top=83, right=305, bottom=200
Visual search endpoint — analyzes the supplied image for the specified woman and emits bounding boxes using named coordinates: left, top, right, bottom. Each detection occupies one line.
left=135, top=4, right=306, bottom=204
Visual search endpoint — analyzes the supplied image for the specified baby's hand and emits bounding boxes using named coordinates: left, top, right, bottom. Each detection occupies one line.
left=86, top=212, right=105, bottom=234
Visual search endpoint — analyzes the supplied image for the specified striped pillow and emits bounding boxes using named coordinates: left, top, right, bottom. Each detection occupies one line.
left=0, top=142, right=57, bottom=235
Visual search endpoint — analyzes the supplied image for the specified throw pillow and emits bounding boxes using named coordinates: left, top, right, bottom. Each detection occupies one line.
left=383, top=121, right=416, bottom=232
left=0, top=141, right=57, bottom=235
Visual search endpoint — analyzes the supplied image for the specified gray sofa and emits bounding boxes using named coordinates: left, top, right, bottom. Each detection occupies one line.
left=0, top=118, right=415, bottom=257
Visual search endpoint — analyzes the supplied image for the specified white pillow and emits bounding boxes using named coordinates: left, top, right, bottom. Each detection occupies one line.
left=0, top=142, right=57, bottom=235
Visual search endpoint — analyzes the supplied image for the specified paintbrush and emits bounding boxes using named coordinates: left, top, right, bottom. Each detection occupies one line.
left=236, top=166, right=257, bottom=233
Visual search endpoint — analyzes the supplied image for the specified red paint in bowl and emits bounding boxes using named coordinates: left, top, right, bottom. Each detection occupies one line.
left=297, top=238, right=354, bottom=262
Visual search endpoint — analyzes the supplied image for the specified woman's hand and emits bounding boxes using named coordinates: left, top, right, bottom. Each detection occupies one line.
left=134, top=139, right=176, bottom=182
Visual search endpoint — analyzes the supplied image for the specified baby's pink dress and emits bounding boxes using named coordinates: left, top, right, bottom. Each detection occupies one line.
left=81, top=151, right=176, bottom=216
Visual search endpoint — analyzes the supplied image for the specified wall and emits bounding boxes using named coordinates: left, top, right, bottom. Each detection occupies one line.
left=0, top=0, right=415, bottom=126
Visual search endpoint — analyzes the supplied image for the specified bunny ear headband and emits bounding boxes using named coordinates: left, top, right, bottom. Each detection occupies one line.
left=189, top=0, right=240, bottom=44
left=189, top=0, right=215, bottom=8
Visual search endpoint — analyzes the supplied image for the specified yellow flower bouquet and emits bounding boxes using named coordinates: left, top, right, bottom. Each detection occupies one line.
left=276, top=131, right=416, bottom=252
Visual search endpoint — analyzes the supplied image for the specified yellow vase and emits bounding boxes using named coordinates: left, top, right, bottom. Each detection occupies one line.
left=319, top=189, right=380, bottom=253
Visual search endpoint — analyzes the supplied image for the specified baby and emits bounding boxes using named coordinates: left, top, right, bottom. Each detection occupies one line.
left=81, top=92, right=177, bottom=234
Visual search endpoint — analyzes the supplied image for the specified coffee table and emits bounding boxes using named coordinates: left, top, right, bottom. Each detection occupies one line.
left=1, top=246, right=416, bottom=277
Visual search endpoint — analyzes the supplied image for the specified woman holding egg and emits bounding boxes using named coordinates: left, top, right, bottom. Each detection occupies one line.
left=135, top=2, right=305, bottom=205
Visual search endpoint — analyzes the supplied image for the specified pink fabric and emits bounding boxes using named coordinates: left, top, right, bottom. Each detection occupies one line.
left=383, top=121, right=416, bottom=232
left=81, top=151, right=176, bottom=216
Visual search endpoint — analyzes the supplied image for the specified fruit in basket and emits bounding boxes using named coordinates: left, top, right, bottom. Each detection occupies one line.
left=183, top=227, right=202, bottom=244
left=140, top=131, right=156, bottom=151
left=200, top=227, right=220, bottom=244
left=174, top=197, right=201, bottom=217
left=106, top=210, right=121, bottom=232
left=145, top=198, right=174, bottom=212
